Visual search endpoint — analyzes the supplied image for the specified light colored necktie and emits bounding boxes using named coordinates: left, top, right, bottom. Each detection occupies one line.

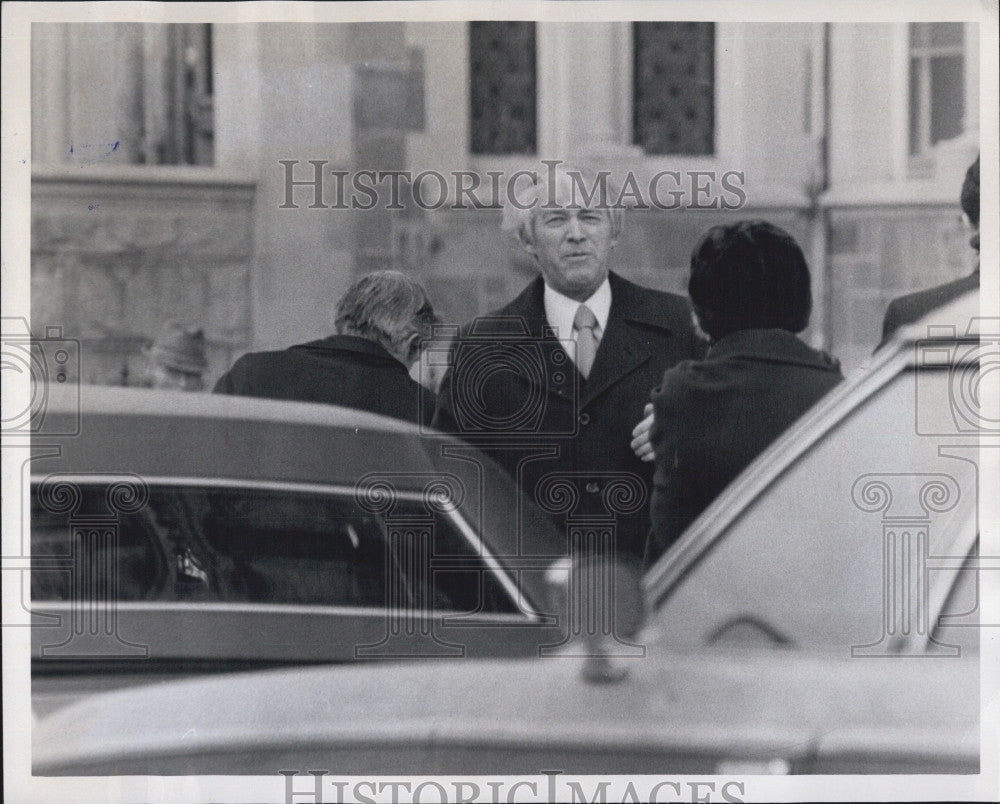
left=573, top=304, right=600, bottom=379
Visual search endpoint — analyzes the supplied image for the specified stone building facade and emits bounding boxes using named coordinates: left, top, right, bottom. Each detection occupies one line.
left=29, top=19, right=982, bottom=383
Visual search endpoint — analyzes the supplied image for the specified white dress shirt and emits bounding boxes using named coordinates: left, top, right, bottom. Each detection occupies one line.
left=543, top=278, right=612, bottom=369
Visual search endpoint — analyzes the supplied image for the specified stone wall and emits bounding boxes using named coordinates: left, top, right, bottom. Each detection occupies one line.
left=31, top=167, right=256, bottom=387
left=30, top=163, right=965, bottom=390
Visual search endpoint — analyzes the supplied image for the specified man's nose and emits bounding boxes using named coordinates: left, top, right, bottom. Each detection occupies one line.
left=565, top=215, right=584, bottom=241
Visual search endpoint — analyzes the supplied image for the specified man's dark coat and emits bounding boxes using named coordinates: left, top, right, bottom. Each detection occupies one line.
left=433, top=272, right=704, bottom=560
left=214, top=334, right=434, bottom=425
left=646, top=328, right=843, bottom=566
left=879, top=270, right=980, bottom=349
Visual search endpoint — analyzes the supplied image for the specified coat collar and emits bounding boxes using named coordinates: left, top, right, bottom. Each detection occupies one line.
left=494, top=273, right=668, bottom=405
left=292, top=334, right=409, bottom=370
left=708, top=329, right=841, bottom=373
left=498, top=272, right=681, bottom=336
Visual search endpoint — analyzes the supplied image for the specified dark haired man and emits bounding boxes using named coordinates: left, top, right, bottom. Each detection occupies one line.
left=879, top=155, right=980, bottom=347
left=214, top=270, right=437, bottom=424
left=644, top=220, right=843, bottom=566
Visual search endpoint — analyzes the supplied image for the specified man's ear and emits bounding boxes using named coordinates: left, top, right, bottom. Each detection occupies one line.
left=404, top=332, right=423, bottom=366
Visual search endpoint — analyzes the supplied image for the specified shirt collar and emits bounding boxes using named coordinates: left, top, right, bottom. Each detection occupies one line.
left=543, top=278, right=612, bottom=339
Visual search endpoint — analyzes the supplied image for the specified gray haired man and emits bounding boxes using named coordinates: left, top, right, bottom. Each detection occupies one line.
left=432, top=162, right=704, bottom=561
left=215, top=270, right=438, bottom=424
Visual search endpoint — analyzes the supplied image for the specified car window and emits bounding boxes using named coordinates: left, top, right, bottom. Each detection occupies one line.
left=651, top=365, right=978, bottom=654
left=31, top=482, right=518, bottom=614
left=31, top=485, right=168, bottom=602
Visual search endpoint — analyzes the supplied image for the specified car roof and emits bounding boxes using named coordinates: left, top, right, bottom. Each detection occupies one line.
left=31, top=384, right=567, bottom=604
left=32, top=383, right=486, bottom=491
left=890, top=287, right=982, bottom=343
left=44, top=383, right=424, bottom=433
left=32, top=648, right=977, bottom=775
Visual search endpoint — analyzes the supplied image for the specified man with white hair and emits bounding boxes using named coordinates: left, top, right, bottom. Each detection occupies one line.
left=433, top=163, right=704, bottom=561
left=215, top=270, right=437, bottom=424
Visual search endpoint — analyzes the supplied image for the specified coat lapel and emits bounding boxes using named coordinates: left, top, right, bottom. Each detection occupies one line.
left=579, top=273, right=666, bottom=406
left=580, top=314, right=650, bottom=406
left=492, top=277, right=576, bottom=403
left=496, top=274, right=687, bottom=407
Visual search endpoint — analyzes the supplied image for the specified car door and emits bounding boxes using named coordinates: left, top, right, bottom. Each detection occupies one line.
left=645, top=347, right=982, bottom=656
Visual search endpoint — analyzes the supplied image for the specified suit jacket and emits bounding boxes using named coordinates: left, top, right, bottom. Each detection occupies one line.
left=432, top=272, right=704, bottom=560
left=646, top=328, right=843, bottom=566
left=879, top=270, right=980, bottom=349
left=214, top=334, right=435, bottom=425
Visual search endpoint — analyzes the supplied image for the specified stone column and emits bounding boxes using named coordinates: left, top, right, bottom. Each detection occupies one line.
left=30, top=23, right=70, bottom=165
left=56, top=23, right=145, bottom=166
left=214, top=23, right=355, bottom=351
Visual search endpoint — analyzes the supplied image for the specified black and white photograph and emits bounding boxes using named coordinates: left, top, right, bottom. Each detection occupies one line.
left=2, top=1, right=998, bottom=802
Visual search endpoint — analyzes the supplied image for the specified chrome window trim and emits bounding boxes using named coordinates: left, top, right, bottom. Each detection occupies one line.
left=28, top=600, right=531, bottom=622
left=28, top=474, right=536, bottom=622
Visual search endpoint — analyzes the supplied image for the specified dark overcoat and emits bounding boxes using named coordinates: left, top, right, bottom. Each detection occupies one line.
left=646, top=328, right=843, bottom=565
left=433, top=272, right=704, bottom=560
left=879, top=270, right=980, bottom=349
left=214, top=334, right=435, bottom=425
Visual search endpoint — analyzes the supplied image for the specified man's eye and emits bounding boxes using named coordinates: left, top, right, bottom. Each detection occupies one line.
left=542, top=215, right=566, bottom=225
left=581, top=212, right=602, bottom=223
